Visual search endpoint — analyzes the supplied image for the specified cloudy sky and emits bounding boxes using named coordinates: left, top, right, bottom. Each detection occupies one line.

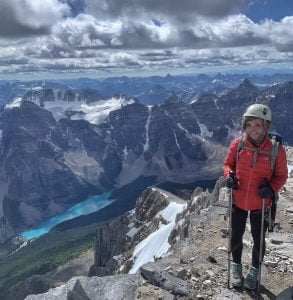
left=0, top=0, right=293, bottom=79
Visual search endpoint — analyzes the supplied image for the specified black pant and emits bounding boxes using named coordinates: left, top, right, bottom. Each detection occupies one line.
left=231, top=205, right=269, bottom=268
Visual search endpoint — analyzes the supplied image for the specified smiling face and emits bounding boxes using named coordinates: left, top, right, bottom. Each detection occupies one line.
left=245, top=118, right=265, bottom=142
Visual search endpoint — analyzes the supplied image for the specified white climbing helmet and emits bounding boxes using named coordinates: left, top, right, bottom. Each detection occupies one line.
left=243, top=104, right=272, bottom=122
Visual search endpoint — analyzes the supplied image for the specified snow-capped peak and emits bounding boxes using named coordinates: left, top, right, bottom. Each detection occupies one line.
left=4, top=97, right=23, bottom=109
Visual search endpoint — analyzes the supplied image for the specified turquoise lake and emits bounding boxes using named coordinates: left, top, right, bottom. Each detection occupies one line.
left=20, top=193, right=113, bottom=240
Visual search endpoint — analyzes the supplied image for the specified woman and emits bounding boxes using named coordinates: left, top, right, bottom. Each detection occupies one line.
left=223, top=104, right=288, bottom=289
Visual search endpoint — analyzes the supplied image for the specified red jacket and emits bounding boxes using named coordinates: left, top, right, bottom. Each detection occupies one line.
left=223, top=136, right=288, bottom=210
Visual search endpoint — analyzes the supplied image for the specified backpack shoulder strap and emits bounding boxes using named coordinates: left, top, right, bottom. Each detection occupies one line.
left=270, top=135, right=279, bottom=173
left=236, top=134, right=279, bottom=173
left=236, top=135, right=244, bottom=161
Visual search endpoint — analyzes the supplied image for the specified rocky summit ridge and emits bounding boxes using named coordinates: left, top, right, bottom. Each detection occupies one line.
left=22, top=148, right=293, bottom=300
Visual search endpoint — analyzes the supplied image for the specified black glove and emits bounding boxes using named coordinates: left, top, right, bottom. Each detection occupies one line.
left=226, top=174, right=238, bottom=189
left=258, top=180, right=274, bottom=198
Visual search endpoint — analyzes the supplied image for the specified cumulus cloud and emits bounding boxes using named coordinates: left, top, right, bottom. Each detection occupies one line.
left=0, top=0, right=70, bottom=37
left=256, top=16, right=293, bottom=52
left=85, top=0, right=244, bottom=23
left=0, top=0, right=292, bottom=76
left=32, top=13, right=290, bottom=52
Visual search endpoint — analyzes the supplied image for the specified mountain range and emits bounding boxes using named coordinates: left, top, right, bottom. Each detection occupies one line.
left=1, top=72, right=293, bottom=106
left=0, top=78, right=293, bottom=244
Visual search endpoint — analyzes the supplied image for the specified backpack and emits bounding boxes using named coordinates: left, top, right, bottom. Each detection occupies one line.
left=236, top=131, right=282, bottom=232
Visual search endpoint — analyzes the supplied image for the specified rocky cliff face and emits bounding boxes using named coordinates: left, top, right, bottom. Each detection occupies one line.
left=257, top=81, right=293, bottom=144
left=22, top=88, right=102, bottom=106
left=0, top=102, right=98, bottom=241
left=0, top=93, right=225, bottom=242
left=191, top=78, right=260, bottom=142
left=90, top=187, right=177, bottom=276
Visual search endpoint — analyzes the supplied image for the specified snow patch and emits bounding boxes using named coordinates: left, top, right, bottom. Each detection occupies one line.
left=213, top=98, right=220, bottom=110
left=29, top=96, right=135, bottom=124
left=113, top=254, right=123, bottom=262
left=177, top=123, right=188, bottom=134
left=159, top=191, right=168, bottom=198
left=164, top=109, right=172, bottom=118
left=7, top=240, right=28, bottom=257
left=190, top=97, right=199, bottom=104
left=143, top=110, right=151, bottom=152
left=192, top=195, right=199, bottom=205
left=265, top=94, right=276, bottom=99
left=160, top=202, right=186, bottom=223
left=198, top=121, right=213, bottom=138
left=123, top=146, right=128, bottom=158
left=173, top=131, right=181, bottom=151
left=31, top=86, right=43, bottom=91
left=5, top=97, right=22, bottom=109
left=129, top=202, right=186, bottom=274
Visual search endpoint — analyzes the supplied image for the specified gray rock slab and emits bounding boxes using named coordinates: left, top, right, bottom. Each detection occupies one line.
left=285, top=207, right=293, bottom=213
left=140, top=263, right=188, bottom=296
left=25, top=274, right=142, bottom=300
left=268, top=233, right=293, bottom=244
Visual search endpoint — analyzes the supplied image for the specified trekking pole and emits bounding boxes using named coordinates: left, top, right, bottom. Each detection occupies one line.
left=227, top=171, right=234, bottom=289
left=257, top=197, right=266, bottom=299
